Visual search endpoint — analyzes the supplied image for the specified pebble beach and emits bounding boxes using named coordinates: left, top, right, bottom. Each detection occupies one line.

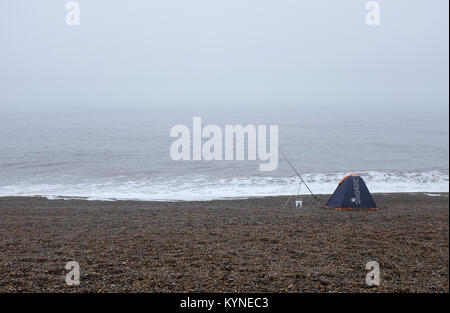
left=0, top=192, right=448, bottom=293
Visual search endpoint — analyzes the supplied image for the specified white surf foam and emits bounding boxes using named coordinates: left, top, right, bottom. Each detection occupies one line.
left=0, top=170, right=448, bottom=201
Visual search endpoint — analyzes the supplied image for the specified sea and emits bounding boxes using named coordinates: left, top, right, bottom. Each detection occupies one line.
left=0, top=107, right=448, bottom=201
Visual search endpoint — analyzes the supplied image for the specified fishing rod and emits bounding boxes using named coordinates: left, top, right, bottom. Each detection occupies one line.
left=278, top=148, right=319, bottom=203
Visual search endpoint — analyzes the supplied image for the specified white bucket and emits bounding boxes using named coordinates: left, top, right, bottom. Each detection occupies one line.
left=295, top=199, right=303, bottom=208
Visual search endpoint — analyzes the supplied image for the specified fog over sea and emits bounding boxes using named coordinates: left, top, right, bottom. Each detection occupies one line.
left=0, top=1, right=448, bottom=200
left=0, top=108, right=448, bottom=201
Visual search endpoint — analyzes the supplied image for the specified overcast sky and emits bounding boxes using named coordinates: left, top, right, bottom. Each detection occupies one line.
left=0, top=0, right=448, bottom=113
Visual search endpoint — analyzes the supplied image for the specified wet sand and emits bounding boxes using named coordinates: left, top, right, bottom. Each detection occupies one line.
left=0, top=193, right=448, bottom=292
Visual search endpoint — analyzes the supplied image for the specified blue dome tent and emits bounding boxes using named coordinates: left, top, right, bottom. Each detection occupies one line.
left=324, top=175, right=377, bottom=210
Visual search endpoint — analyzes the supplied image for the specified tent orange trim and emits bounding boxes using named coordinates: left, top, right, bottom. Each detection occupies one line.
left=338, top=174, right=359, bottom=185
left=323, top=206, right=377, bottom=211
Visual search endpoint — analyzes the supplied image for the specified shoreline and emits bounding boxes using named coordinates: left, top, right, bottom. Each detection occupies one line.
left=0, top=191, right=448, bottom=203
left=0, top=192, right=448, bottom=292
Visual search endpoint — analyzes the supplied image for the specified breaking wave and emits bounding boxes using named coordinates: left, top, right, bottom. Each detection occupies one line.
left=0, top=170, right=448, bottom=201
